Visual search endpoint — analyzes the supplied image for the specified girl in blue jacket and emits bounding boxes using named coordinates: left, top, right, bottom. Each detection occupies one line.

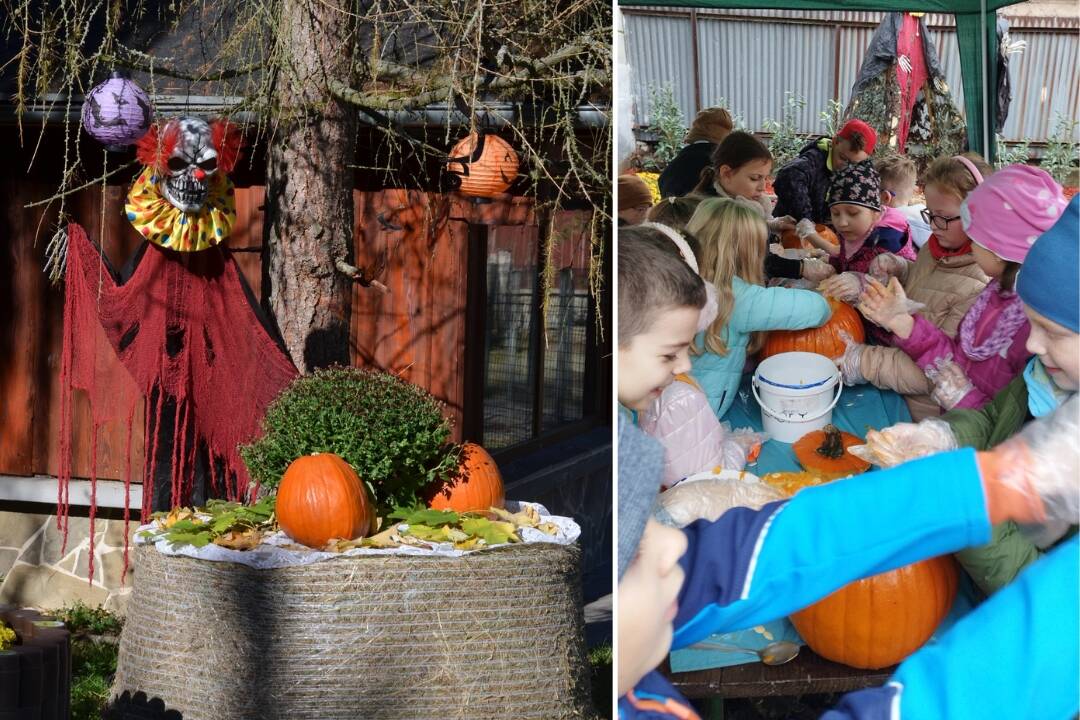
left=686, top=198, right=831, bottom=419
left=617, top=404, right=1078, bottom=720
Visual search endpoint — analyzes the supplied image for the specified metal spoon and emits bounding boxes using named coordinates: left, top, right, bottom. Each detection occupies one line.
left=687, top=639, right=801, bottom=666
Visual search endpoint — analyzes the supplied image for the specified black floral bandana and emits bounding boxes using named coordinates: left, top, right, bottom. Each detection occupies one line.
left=827, top=160, right=881, bottom=211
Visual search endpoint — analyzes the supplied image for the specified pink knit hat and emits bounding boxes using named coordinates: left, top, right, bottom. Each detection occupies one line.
left=960, top=164, right=1067, bottom=263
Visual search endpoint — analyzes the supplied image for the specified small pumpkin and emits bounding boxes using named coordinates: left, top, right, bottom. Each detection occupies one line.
left=793, top=425, right=871, bottom=477
left=779, top=224, right=839, bottom=250
left=759, top=297, right=865, bottom=361
left=276, top=453, right=373, bottom=548
left=771, top=468, right=959, bottom=669
left=426, top=442, right=505, bottom=512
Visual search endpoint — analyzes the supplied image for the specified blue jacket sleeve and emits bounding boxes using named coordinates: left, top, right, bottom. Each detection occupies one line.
left=671, top=448, right=991, bottom=648
left=729, top=279, right=831, bottom=334
left=875, top=225, right=908, bottom=254
left=823, top=535, right=1079, bottom=720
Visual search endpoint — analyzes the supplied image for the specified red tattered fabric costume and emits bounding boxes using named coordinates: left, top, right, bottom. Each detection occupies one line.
left=58, top=223, right=297, bottom=580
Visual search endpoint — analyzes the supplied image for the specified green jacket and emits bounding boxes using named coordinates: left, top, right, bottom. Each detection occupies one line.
left=941, top=375, right=1039, bottom=596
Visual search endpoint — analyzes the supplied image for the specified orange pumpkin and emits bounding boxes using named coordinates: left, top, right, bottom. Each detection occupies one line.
left=779, top=224, right=839, bottom=250
left=759, top=298, right=865, bottom=361
left=792, top=425, right=871, bottom=477
left=791, top=555, right=958, bottom=669
left=774, top=466, right=958, bottom=669
left=426, top=442, right=505, bottom=512
left=447, top=132, right=520, bottom=198
left=276, top=453, right=372, bottom=548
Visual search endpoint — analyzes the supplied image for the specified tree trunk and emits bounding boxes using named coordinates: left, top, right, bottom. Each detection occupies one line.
left=264, top=0, right=358, bottom=372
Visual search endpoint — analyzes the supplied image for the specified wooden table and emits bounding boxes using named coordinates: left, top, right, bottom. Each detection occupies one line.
left=662, top=647, right=894, bottom=717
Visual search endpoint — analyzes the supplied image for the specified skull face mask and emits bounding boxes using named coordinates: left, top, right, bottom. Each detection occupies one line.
left=128, top=117, right=243, bottom=252
left=162, top=117, right=218, bottom=212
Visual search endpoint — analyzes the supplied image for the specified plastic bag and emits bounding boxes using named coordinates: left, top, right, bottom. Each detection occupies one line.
left=655, top=473, right=787, bottom=528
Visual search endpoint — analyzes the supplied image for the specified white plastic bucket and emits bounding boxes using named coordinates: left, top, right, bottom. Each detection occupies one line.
left=751, top=351, right=842, bottom=444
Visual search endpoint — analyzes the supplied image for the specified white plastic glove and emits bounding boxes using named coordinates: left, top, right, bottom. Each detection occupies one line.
left=867, top=252, right=908, bottom=284
left=801, top=257, right=836, bottom=283
left=925, top=355, right=975, bottom=410
left=769, top=215, right=797, bottom=233
left=848, top=418, right=958, bottom=467
left=834, top=330, right=867, bottom=386
left=818, top=272, right=865, bottom=303
left=795, top=218, right=817, bottom=239
left=977, top=395, right=1080, bottom=528
left=857, top=277, right=925, bottom=334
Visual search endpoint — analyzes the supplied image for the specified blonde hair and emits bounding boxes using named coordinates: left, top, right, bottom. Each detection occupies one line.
left=686, top=198, right=768, bottom=356
left=922, top=153, right=993, bottom=200
left=875, top=154, right=917, bottom=189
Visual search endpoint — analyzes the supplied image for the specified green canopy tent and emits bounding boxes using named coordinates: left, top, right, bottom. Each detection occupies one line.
left=617, top=0, right=1029, bottom=159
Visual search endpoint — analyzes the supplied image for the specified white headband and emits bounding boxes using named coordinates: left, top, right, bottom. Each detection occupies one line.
left=640, top=222, right=700, bottom=274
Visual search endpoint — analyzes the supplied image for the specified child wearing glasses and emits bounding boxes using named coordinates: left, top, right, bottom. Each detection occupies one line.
left=828, top=154, right=993, bottom=420
left=858, top=165, right=1067, bottom=412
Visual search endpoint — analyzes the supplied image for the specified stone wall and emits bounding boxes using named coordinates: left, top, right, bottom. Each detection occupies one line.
left=0, top=507, right=136, bottom=614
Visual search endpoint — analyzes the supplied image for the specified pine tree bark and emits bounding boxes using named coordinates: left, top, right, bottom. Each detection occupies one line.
left=264, top=0, right=358, bottom=372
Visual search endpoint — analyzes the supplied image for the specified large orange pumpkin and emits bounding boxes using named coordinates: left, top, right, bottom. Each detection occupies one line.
left=759, top=297, right=865, bottom=361
left=775, top=472, right=958, bottom=669
left=447, top=132, right=520, bottom=198
left=426, top=442, right=505, bottom=512
left=780, top=224, right=839, bottom=251
left=276, top=453, right=372, bottom=548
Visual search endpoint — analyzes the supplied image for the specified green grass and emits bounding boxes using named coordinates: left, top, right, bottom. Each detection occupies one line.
left=71, top=638, right=119, bottom=720
left=589, top=643, right=613, bottom=719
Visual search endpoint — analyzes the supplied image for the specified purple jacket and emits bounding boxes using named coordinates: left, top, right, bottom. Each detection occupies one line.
left=893, top=288, right=1031, bottom=410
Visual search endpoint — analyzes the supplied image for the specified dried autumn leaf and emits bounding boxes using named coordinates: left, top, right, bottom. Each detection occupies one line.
left=212, top=529, right=263, bottom=550
left=537, top=522, right=559, bottom=535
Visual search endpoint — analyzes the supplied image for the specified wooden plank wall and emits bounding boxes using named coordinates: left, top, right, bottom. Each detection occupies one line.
left=0, top=177, right=548, bottom=481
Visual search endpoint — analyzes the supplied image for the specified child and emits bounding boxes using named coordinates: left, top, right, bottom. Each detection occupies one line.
left=619, top=174, right=655, bottom=227
left=830, top=154, right=992, bottom=420
left=658, top=107, right=734, bottom=199
left=687, top=132, right=835, bottom=282
left=616, top=225, right=707, bottom=413
left=876, top=153, right=932, bottom=247
left=850, top=196, right=1079, bottom=596
left=859, top=165, right=1066, bottom=411
left=646, top=197, right=703, bottom=252
left=617, top=402, right=1077, bottom=719
left=802, top=159, right=916, bottom=271
left=772, top=118, right=876, bottom=225
left=686, top=198, right=831, bottom=419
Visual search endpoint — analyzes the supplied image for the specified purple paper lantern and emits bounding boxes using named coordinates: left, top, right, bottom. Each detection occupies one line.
left=82, top=71, right=153, bottom=151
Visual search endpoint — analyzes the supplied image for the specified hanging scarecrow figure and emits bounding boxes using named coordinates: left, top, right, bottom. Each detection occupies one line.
left=844, top=12, right=1012, bottom=165
left=59, top=116, right=298, bottom=580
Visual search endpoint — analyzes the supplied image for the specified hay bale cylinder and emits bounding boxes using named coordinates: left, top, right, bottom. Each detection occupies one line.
left=112, top=543, right=590, bottom=719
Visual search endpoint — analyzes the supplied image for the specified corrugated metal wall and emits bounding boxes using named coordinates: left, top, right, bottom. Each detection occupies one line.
left=624, top=8, right=1079, bottom=143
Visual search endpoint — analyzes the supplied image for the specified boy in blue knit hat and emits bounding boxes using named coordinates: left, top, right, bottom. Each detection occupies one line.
left=617, top=201, right=1079, bottom=719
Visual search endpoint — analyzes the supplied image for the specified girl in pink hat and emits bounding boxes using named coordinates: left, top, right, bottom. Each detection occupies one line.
left=858, top=165, right=1068, bottom=411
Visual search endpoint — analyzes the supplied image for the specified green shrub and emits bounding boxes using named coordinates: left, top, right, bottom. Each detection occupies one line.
left=763, top=92, right=808, bottom=170
left=1042, top=113, right=1079, bottom=186
left=995, top=133, right=1030, bottom=169
left=643, top=84, right=686, bottom=171
left=54, top=601, right=123, bottom=635
left=239, top=367, right=459, bottom=511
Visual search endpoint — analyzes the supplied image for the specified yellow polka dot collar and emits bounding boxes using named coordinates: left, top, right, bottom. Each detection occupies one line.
left=125, top=166, right=237, bottom=252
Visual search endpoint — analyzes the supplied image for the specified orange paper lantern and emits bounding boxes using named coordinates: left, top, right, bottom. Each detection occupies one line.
left=447, top=132, right=520, bottom=198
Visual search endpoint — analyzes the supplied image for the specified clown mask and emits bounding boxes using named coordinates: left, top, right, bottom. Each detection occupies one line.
left=161, top=118, right=218, bottom=212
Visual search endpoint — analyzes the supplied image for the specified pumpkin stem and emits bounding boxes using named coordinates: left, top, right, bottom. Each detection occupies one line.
left=816, top=425, right=845, bottom=460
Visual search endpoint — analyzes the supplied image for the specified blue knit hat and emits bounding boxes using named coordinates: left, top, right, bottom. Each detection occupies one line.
left=1017, top=195, right=1079, bottom=333
left=618, top=415, right=665, bottom=580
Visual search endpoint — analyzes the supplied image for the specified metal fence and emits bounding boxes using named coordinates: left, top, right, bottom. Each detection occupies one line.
left=622, top=7, right=1079, bottom=144
left=482, top=259, right=590, bottom=450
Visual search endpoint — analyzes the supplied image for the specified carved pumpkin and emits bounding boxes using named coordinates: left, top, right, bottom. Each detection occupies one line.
left=447, top=132, right=520, bottom=198
left=793, top=425, right=871, bottom=477
left=426, top=442, right=505, bottom=512
left=759, top=297, right=865, bottom=361
left=276, top=453, right=372, bottom=548
left=773, top=466, right=958, bottom=669
left=780, top=224, right=839, bottom=250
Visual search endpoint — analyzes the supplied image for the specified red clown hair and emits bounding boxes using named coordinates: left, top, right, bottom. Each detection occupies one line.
left=135, top=122, right=180, bottom=173
left=210, top=119, right=243, bottom=174
left=134, top=118, right=243, bottom=175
